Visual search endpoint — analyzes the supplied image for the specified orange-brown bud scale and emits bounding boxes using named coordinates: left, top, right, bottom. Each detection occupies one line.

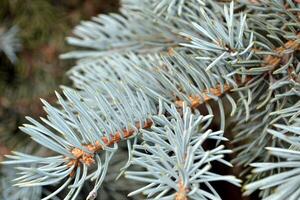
left=175, top=179, right=189, bottom=200
left=66, top=120, right=153, bottom=176
left=265, top=32, right=300, bottom=70
left=175, top=84, right=232, bottom=108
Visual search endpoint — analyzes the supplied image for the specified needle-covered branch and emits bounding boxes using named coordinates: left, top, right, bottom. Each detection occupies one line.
left=126, top=104, right=241, bottom=199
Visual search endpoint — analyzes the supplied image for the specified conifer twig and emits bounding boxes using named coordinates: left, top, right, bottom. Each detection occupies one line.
left=264, top=32, right=300, bottom=70
left=175, top=84, right=232, bottom=108
left=67, top=119, right=153, bottom=175
left=176, top=32, right=299, bottom=109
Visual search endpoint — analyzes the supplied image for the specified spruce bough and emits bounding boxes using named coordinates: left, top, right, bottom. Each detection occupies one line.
left=1, top=1, right=300, bottom=200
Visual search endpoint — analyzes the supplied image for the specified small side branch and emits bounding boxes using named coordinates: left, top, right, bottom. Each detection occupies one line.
left=264, top=32, right=300, bottom=71
left=67, top=119, right=153, bottom=175
left=175, top=84, right=232, bottom=108
left=176, top=33, right=300, bottom=109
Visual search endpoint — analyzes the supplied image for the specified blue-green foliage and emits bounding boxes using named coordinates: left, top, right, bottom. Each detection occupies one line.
left=2, top=0, right=300, bottom=199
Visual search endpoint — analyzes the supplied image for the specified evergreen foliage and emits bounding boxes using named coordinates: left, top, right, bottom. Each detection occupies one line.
left=1, top=0, right=300, bottom=199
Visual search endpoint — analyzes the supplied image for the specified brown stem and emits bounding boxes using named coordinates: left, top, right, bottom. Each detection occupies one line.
left=176, top=33, right=300, bottom=109
left=175, top=84, right=232, bottom=108
left=175, top=179, right=189, bottom=200
left=67, top=119, right=153, bottom=175
left=264, top=32, right=300, bottom=70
